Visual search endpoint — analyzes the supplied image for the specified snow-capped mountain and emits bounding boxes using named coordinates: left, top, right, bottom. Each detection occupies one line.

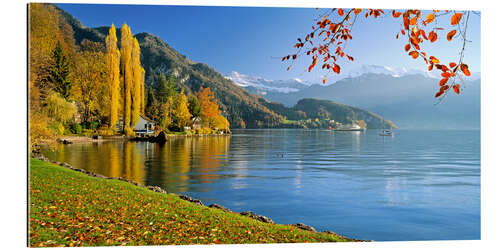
left=345, top=65, right=480, bottom=81
left=225, top=71, right=308, bottom=94
left=226, top=65, right=479, bottom=96
left=346, top=65, right=439, bottom=79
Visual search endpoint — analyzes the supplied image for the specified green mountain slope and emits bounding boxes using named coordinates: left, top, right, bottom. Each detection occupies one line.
left=262, top=99, right=397, bottom=129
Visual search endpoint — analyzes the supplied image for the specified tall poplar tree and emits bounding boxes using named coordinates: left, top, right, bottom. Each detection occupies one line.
left=130, top=38, right=144, bottom=126
left=120, top=24, right=133, bottom=134
left=105, top=24, right=121, bottom=129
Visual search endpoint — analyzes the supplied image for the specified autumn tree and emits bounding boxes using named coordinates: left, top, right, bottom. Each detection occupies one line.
left=47, top=41, right=72, bottom=100
left=197, top=87, right=222, bottom=129
left=131, top=38, right=145, bottom=126
left=105, top=24, right=121, bottom=129
left=283, top=8, right=476, bottom=99
left=171, top=90, right=192, bottom=130
left=71, top=40, right=109, bottom=124
left=120, top=24, right=133, bottom=134
left=44, top=92, right=77, bottom=124
left=159, top=97, right=174, bottom=130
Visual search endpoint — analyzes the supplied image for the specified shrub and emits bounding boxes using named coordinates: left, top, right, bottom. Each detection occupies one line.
left=44, top=93, right=77, bottom=123
left=97, top=128, right=115, bottom=136
left=70, top=123, right=82, bottom=134
left=82, top=129, right=94, bottom=136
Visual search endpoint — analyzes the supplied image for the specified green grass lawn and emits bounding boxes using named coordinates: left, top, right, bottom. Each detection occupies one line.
left=29, top=158, right=354, bottom=247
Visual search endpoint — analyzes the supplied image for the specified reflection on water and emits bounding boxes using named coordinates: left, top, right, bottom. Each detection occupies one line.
left=44, top=136, right=231, bottom=193
left=42, top=130, right=480, bottom=241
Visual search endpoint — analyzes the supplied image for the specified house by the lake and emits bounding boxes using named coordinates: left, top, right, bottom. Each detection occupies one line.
left=134, top=115, right=156, bottom=136
left=116, top=114, right=156, bottom=136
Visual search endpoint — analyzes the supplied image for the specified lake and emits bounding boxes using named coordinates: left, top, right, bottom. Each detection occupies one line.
left=42, top=129, right=480, bottom=241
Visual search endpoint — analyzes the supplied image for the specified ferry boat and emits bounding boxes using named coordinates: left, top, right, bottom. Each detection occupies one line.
left=333, top=123, right=366, bottom=132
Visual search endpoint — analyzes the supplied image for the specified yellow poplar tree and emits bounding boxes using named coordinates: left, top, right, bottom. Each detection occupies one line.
left=105, top=24, right=121, bottom=130
left=120, top=24, right=133, bottom=135
left=131, top=38, right=144, bottom=126
left=141, top=69, right=145, bottom=114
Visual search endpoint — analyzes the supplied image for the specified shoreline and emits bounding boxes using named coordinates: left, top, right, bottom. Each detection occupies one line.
left=52, top=133, right=231, bottom=145
left=30, top=153, right=362, bottom=244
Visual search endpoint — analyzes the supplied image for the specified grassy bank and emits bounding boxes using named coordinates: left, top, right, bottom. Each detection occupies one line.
left=29, top=158, right=354, bottom=247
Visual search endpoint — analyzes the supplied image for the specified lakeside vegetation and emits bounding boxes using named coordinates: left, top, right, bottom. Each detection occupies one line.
left=29, top=158, right=353, bottom=247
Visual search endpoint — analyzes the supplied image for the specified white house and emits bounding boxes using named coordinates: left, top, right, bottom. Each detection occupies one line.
left=134, top=115, right=156, bottom=136
left=116, top=114, right=156, bottom=136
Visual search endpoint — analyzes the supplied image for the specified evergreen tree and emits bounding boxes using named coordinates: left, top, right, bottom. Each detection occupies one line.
left=48, top=41, right=72, bottom=100
left=188, top=95, right=201, bottom=117
left=156, top=74, right=177, bottom=103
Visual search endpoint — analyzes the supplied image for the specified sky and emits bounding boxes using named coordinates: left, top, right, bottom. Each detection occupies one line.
left=57, top=3, right=481, bottom=83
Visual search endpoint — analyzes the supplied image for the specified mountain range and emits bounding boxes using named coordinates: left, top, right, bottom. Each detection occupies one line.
left=231, top=67, right=480, bottom=129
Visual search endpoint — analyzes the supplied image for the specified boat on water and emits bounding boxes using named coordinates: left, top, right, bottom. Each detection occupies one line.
left=379, top=129, right=393, bottom=136
left=379, top=118, right=393, bottom=136
left=333, top=123, right=366, bottom=132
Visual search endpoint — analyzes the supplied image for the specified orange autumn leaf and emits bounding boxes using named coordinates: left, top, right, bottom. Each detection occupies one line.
left=404, top=44, right=411, bottom=52
left=460, top=64, right=471, bottom=76
left=338, top=8, right=344, bottom=16
left=435, top=91, right=444, bottom=98
left=426, top=13, right=435, bottom=23
left=451, top=13, right=463, bottom=25
left=449, top=62, right=457, bottom=68
left=447, top=30, right=456, bottom=41
left=439, top=77, right=449, bottom=86
left=332, top=63, right=340, bottom=74
left=409, top=16, right=418, bottom=25
left=308, top=56, right=318, bottom=72
left=441, top=72, right=451, bottom=78
left=429, top=56, right=440, bottom=64
left=323, top=77, right=327, bottom=84
left=428, top=31, right=437, bottom=42
left=409, top=51, right=419, bottom=59
left=453, top=84, right=461, bottom=94
left=392, top=10, right=402, bottom=18
left=354, top=9, right=363, bottom=15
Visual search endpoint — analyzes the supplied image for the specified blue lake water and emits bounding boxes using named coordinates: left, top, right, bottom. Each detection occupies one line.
left=42, top=129, right=480, bottom=241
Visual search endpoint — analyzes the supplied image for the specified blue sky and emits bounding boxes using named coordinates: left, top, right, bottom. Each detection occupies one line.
left=57, top=4, right=480, bottom=82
